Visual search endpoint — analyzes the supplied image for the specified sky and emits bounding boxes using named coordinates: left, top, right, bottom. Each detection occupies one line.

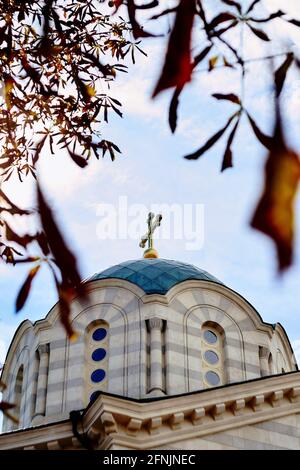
left=1, top=0, right=300, bottom=375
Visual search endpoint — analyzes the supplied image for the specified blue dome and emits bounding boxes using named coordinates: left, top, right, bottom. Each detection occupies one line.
left=88, top=258, right=223, bottom=295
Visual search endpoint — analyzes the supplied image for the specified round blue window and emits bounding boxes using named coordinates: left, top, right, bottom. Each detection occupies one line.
left=91, top=369, right=106, bottom=383
left=92, top=348, right=106, bottom=362
left=90, top=391, right=100, bottom=403
left=205, top=371, right=220, bottom=386
left=92, top=328, right=107, bottom=341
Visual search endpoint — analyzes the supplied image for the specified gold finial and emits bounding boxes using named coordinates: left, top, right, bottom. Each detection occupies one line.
left=139, top=212, right=162, bottom=259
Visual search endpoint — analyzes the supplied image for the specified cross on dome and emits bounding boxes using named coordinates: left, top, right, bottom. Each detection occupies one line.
left=139, top=212, right=162, bottom=259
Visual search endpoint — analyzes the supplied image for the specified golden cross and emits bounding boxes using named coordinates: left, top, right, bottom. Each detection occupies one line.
left=139, top=212, right=162, bottom=258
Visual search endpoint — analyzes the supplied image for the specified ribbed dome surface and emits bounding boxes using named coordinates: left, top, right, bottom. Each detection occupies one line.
left=88, top=258, right=223, bottom=295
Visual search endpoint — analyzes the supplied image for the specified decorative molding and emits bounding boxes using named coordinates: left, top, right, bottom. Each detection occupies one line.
left=211, top=403, right=226, bottom=420
left=268, top=390, right=283, bottom=408
left=127, top=418, right=142, bottom=435
left=2, top=372, right=300, bottom=450
left=232, top=398, right=245, bottom=416
left=37, top=344, right=49, bottom=356
left=250, top=394, right=264, bottom=412
left=101, top=412, right=117, bottom=435
left=147, top=417, right=162, bottom=434
left=288, top=387, right=300, bottom=403
left=259, top=347, right=270, bottom=359
left=191, top=407, right=205, bottom=425
left=169, top=412, right=184, bottom=430
left=148, top=318, right=164, bottom=332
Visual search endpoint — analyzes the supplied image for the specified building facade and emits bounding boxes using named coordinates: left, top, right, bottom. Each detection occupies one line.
left=0, top=258, right=299, bottom=450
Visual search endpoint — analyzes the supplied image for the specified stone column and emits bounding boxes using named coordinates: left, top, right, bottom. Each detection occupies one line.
left=259, top=346, right=270, bottom=377
left=148, top=318, right=165, bottom=395
left=34, top=344, right=49, bottom=417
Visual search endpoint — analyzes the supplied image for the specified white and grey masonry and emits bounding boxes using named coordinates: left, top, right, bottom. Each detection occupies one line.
left=1, top=257, right=297, bottom=433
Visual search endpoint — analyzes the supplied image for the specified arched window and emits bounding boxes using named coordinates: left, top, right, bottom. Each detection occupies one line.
left=276, top=349, right=287, bottom=374
left=85, top=321, right=109, bottom=405
left=201, top=323, right=225, bottom=388
left=31, top=350, right=40, bottom=419
left=259, top=346, right=269, bottom=377
left=268, top=353, right=273, bottom=375
left=13, top=365, right=24, bottom=429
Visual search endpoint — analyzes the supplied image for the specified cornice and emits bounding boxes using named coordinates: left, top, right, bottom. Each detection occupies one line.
left=1, top=373, right=300, bottom=450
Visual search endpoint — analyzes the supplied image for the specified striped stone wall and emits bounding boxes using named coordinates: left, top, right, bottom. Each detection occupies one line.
left=157, top=413, right=300, bottom=450
left=1, top=278, right=296, bottom=432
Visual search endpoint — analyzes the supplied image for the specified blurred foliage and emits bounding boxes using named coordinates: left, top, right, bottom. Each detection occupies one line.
left=114, top=0, right=300, bottom=271
left=0, top=0, right=145, bottom=338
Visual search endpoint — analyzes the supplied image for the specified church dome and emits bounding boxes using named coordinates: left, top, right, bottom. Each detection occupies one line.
left=88, top=258, right=223, bottom=295
left=1, top=255, right=297, bottom=436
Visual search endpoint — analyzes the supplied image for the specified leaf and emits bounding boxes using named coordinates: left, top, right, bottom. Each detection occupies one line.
left=112, top=0, right=123, bottom=9
left=67, top=148, right=88, bottom=168
left=0, top=402, right=18, bottom=424
left=223, top=56, right=234, bottom=68
left=212, top=93, right=241, bottom=104
left=275, top=53, right=294, bottom=97
left=249, top=10, right=285, bottom=23
left=287, top=19, right=300, bottom=27
left=1, top=246, right=18, bottom=265
left=13, top=256, right=41, bottom=264
left=152, top=0, right=196, bottom=97
left=0, top=379, right=7, bottom=391
left=37, top=184, right=87, bottom=336
left=0, top=401, right=15, bottom=411
left=72, top=71, right=94, bottom=104
left=150, top=7, right=177, bottom=20
left=58, top=283, right=78, bottom=340
left=221, top=0, right=242, bottom=13
left=246, top=0, right=260, bottom=14
left=20, top=54, right=42, bottom=83
left=207, top=12, right=237, bottom=31
left=248, top=24, right=270, bottom=41
left=193, top=44, right=213, bottom=68
left=37, top=181, right=87, bottom=329
left=166, top=43, right=212, bottom=132
left=51, top=7, right=63, bottom=34
left=221, top=117, right=240, bottom=171
left=83, top=52, right=115, bottom=77
left=37, top=183, right=85, bottom=295
left=127, top=0, right=156, bottom=39
left=184, top=114, right=236, bottom=160
left=135, top=0, right=159, bottom=9
left=5, top=223, right=35, bottom=248
left=209, top=55, right=219, bottom=71
left=3, top=75, right=14, bottom=109
left=211, top=19, right=238, bottom=38
left=251, top=110, right=300, bottom=271
left=0, top=190, right=31, bottom=216
left=246, top=113, right=273, bottom=150
left=169, top=85, right=183, bottom=133
left=33, top=134, right=48, bottom=166
left=97, top=140, right=121, bottom=161
left=16, top=265, right=41, bottom=312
